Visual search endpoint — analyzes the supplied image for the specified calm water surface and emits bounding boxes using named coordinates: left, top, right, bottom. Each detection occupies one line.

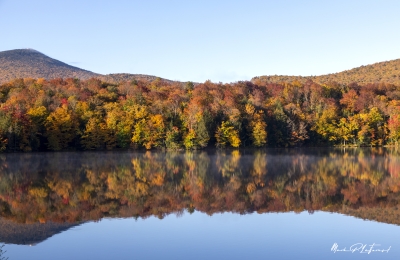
left=1, top=148, right=400, bottom=259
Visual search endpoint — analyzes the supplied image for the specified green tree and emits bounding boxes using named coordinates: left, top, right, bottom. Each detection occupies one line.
left=165, top=126, right=182, bottom=149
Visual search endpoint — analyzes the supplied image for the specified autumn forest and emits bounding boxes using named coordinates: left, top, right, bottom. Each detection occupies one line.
left=1, top=77, right=400, bottom=152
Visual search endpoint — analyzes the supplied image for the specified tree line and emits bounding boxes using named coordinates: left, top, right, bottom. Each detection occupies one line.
left=1, top=77, right=400, bottom=151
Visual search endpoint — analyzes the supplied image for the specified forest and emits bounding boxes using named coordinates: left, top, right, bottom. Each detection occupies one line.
left=1, top=77, right=400, bottom=151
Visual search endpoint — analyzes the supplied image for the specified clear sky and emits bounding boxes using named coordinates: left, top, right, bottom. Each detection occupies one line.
left=1, top=0, right=399, bottom=83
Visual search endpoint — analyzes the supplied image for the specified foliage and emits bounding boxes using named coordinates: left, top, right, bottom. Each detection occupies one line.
left=1, top=77, right=400, bottom=152
left=45, top=105, right=79, bottom=150
left=215, top=121, right=241, bottom=148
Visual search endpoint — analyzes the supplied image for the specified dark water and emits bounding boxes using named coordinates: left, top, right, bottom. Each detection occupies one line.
left=1, top=148, right=400, bottom=259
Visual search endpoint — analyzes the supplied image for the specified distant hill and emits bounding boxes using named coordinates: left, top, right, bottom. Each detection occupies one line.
left=0, top=49, right=175, bottom=84
left=99, top=73, right=177, bottom=84
left=1, top=49, right=399, bottom=85
left=253, top=59, right=400, bottom=85
left=0, top=49, right=100, bottom=83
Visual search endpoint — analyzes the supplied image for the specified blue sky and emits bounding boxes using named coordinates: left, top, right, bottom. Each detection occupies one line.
left=1, top=0, right=399, bottom=82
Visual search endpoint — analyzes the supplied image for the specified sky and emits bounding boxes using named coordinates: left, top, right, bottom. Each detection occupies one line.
left=0, top=0, right=399, bottom=83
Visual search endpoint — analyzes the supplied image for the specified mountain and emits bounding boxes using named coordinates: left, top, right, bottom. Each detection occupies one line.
left=252, top=59, right=400, bottom=85
left=100, top=73, right=177, bottom=84
left=0, top=49, right=175, bottom=84
left=1, top=49, right=399, bottom=85
left=0, top=49, right=100, bottom=83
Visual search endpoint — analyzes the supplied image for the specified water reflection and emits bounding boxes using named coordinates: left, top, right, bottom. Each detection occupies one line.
left=1, top=148, right=400, bottom=244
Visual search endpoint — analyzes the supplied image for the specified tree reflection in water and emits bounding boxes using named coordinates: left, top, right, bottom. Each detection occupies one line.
left=1, top=148, right=400, bottom=225
left=0, top=244, right=8, bottom=260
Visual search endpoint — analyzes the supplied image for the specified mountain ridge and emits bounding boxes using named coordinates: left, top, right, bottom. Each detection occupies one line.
left=0, top=49, right=173, bottom=84
left=1, top=48, right=399, bottom=85
left=253, top=58, right=400, bottom=85
left=0, top=49, right=99, bottom=83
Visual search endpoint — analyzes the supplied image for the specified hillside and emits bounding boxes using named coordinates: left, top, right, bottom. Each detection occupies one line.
left=253, top=59, right=400, bottom=85
left=99, top=73, right=177, bottom=84
left=0, top=49, right=179, bottom=84
left=1, top=49, right=399, bottom=85
left=0, top=49, right=100, bottom=83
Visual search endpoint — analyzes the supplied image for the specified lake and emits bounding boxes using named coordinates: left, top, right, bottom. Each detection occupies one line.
left=0, top=148, right=400, bottom=259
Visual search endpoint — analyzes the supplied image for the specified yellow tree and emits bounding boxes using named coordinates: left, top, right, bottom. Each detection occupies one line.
left=312, top=107, right=338, bottom=143
left=45, top=105, right=79, bottom=150
left=27, top=106, right=49, bottom=150
left=105, top=102, right=148, bottom=148
left=132, top=114, right=165, bottom=149
left=245, top=104, right=267, bottom=147
left=81, top=118, right=108, bottom=150
left=335, top=117, right=358, bottom=146
left=357, top=108, right=385, bottom=146
left=215, top=121, right=241, bottom=148
left=183, top=128, right=197, bottom=149
left=252, top=120, right=268, bottom=147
